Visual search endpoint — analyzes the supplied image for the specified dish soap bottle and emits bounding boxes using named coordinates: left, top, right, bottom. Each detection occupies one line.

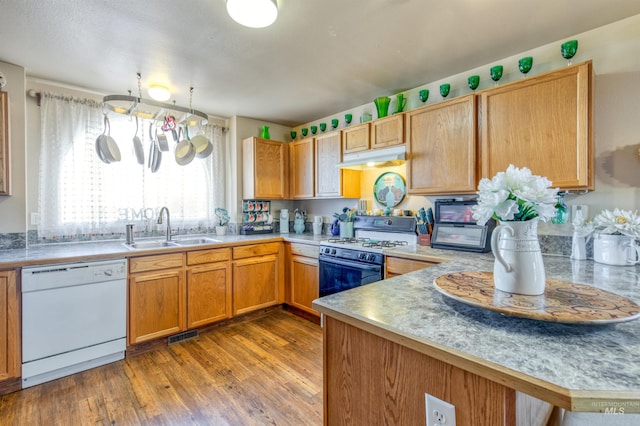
left=551, top=193, right=568, bottom=224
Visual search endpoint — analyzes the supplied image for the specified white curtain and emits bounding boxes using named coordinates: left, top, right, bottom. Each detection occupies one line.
left=38, top=92, right=227, bottom=240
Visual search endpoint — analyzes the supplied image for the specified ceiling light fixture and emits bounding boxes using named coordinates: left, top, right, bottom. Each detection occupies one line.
left=148, top=85, right=171, bottom=102
left=226, top=0, right=278, bottom=28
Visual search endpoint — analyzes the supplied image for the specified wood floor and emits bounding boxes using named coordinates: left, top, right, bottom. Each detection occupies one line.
left=0, top=308, right=323, bottom=426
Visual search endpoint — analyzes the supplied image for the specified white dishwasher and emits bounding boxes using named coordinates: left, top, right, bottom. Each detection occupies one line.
left=21, top=258, right=127, bottom=388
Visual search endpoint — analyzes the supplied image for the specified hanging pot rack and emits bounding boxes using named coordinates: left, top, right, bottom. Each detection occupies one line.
left=102, top=94, right=208, bottom=127
left=102, top=73, right=208, bottom=126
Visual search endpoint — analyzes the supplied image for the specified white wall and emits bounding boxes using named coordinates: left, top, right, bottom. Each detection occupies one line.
left=294, top=14, right=640, bottom=221
left=0, top=62, right=26, bottom=233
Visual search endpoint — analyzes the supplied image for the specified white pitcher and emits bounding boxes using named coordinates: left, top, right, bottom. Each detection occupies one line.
left=490, top=218, right=546, bottom=295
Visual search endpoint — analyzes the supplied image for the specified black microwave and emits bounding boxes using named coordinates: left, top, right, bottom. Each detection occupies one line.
left=430, top=199, right=495, bottom=253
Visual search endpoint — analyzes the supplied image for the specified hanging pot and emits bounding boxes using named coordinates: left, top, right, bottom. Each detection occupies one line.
left=175, top=126, right=196, bottom=166
left=189, top=127, right=213, bottom=159
left=97, top=115, right=121, bottom=163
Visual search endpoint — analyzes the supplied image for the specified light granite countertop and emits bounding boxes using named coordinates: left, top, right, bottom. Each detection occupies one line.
left=0, top=232, right=326, bottom=268
left=313, top=249, right=640, bottom=413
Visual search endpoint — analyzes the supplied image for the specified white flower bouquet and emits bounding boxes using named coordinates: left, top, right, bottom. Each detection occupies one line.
left=472, top=165, right=559, bottom=226
left=592, top=208, right=640, bottom=238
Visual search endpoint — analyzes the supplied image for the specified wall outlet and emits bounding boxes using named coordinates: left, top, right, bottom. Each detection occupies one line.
left=30, top=212, right=40, bottom=226
left=425, top=393, right=456, bottom=426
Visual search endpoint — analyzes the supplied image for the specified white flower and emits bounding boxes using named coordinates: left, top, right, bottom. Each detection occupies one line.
left=471, top=165, right=559, bottom=226
left=592, top=208, right=640, bottom=238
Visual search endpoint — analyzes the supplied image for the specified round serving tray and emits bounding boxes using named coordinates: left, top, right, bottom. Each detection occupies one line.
left=433, top=271, right=640, bottom=325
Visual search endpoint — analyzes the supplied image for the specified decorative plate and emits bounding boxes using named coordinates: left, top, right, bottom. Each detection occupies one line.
left=373, top=172, right=406, bottom=208
left=433, top=271, right=640, bottom=324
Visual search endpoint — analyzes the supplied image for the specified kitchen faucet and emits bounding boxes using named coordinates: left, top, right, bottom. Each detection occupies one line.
left=157, top=207, right=172, bottom=242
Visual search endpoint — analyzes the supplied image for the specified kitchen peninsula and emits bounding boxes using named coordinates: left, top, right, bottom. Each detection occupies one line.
left=313, top=247, right=640, bottom=424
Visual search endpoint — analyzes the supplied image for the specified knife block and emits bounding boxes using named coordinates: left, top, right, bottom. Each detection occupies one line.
left=418, top=234, right=431, bottom=246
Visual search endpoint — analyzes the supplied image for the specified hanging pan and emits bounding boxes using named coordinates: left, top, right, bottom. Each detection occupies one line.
left=132, top=116, right=144, bottom=165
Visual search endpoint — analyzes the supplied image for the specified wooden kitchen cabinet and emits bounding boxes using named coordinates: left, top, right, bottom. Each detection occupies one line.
left=286, top=243, right=319, bottom=317
left=0, top=270, right=19, bottom=388
left=385, top=256, right=438, bottom=279
left=128, top=253, right=185, bottom=345
left=232, top=243, right=283, bottom=316
left=479, top=61, right=593, bottom=190
left=371, top=114, right=404, bottom=149
left=290, top=137, right=315, bottom=199
left=406, top=94, right=478, bottom=195
left=243, top=137, right=289, bottom=199
left=342, top=123, right=370, bottom=154
left=315, top=131, right=360, bottom=198
left=186, top=248, right=231, bottom=328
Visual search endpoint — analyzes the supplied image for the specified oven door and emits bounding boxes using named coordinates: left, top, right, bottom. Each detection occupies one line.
left=318, top=256, right=383, bottom=297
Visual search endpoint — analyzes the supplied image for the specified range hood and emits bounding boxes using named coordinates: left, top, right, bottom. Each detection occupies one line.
left=336, top=145, right=406, bottom=170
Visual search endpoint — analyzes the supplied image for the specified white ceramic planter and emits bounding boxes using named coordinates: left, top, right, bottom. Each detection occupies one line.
left=593, top=233, right=640, bottom=266
left=215, top=225, right=227, bottom=236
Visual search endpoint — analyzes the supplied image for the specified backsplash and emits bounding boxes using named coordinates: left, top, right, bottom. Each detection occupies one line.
left=0, top=228, right=590, bottom=258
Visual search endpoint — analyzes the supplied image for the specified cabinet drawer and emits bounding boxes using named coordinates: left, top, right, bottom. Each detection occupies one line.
left=129, top=253, right=184, bottom=274
left=290, top=243, right=319, bottom=259
left=386, top=256, right=437, bottom=275
left=233, top=242, right=280, bottom=260
left=187, top=248, right=231, bottom=265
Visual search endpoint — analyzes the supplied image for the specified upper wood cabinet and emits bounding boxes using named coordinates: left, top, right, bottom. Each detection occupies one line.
left=243, top=137, right=289, bottom=200
left=0, top=270, right=19, bottom=384
left=290, top=137, right=315, bottom=199
left=479, top=61, right=593, bottom=190
left=371, top=114, right=404, bottom=149
left=342, top=123, right=370, bottom=154
left=406, top=94, right=477, bottom=195
left=343, top=115, right=404, bottom=155
left=315, top=131, right=361, bottom=198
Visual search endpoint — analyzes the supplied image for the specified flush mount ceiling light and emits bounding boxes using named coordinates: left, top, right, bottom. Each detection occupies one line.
left=226, top=0, right=278, bottom=28
left=148, top=85, right=171, bottom=102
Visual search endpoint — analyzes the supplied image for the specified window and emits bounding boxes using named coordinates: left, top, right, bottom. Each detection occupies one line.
left=38, top=92, right=226, bottom=241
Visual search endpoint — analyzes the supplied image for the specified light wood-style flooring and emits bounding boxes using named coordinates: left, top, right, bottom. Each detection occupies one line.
left=0, top=308, right=323, bottom=425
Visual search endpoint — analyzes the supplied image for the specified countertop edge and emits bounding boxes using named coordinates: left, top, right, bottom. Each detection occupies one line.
left=0, top=234, right=328, bottom=269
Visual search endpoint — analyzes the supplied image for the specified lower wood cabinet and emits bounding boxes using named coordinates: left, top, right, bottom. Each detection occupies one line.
left=186, top=248, right=231, bottom=328
left=323, top=316, right=519, bottom=425
left=385, top=256, right=438, bottom=279
left=0, top=270, right=19, bottom=385
left=128, top=253, right=185, bottom=345
left=286, top=242, right=319, bottom=316
left=232, top=243, right=283, bottom=316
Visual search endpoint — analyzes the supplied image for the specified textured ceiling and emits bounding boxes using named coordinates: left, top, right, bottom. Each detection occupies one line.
left=1, top=0, right=640, bottom=126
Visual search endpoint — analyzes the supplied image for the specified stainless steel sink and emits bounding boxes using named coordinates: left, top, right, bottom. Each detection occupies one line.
left=174, top=237, right=221, bottom=246
left=122, top=240, right=179, bottom=250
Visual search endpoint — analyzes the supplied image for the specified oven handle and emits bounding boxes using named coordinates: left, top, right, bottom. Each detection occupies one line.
left=319, top=256, right=381, bottom=271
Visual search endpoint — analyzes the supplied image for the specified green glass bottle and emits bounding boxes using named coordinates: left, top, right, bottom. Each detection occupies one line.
left=551, top=193, right=568, bottom=224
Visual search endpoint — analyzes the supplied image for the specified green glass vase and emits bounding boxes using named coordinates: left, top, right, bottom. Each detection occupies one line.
left=260, top=125, right=270, bottom=139
left=374, top=96, right=391, bottom=119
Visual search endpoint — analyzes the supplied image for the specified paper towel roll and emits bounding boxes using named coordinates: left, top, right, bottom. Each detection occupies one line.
left=314, top=215, right=323, bottom=224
